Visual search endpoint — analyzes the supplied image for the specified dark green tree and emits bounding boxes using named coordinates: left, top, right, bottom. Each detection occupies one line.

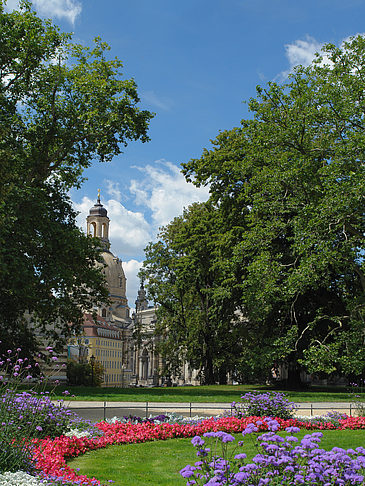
left=182, top=36, right=365, bottom=383
left=0, top=1, right=153, bottom=355
left=141, top=202, right=242, bottom=384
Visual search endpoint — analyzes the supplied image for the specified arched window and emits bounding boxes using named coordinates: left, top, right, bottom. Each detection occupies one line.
left=102, top=223, right=108, bottom=238
left=90, top=222, right=96, bottom=237
left=102, top=308, right=107, bottom=318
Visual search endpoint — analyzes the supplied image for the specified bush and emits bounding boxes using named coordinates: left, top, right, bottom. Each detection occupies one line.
left=0, top=345, right=98, bottom=474
left=180, top=419, right=365, bottom=485
left=66, top=359, right=103, bottom=386
left=231, top=390, right=296, bottom=420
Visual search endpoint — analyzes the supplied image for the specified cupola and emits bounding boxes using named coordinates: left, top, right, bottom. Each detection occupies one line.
left=86, top=190, right=110, bottom=249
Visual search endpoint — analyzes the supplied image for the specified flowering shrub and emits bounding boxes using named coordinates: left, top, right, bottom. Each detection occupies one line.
left=1, top=389, right=98, bottom=440
left=0, top=345, right=99, bottom=476
left=231, top=391, right=296, bottom=420
left=180, top=418, right=365, bottom=485
left=0, top=347, right=40, bottom=474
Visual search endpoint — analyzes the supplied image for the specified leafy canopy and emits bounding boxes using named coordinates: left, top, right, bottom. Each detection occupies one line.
left=142, top=202, right=243, bottom=384
left=0, top=1, right=153, bottom=355
left=181, top=35, right=365, bottom=380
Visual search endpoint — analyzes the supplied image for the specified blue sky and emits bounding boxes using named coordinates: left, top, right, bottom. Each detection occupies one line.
left=6, top=0, right=365, bottom=308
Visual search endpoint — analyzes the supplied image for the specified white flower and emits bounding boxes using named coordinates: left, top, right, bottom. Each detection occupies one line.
left=64, top=428, right=91, bottom=438
left=0, top=471, right=42, bottom=486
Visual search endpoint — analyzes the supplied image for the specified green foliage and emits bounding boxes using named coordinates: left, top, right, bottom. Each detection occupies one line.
left=0, top=2, right=153, bottom=355
left=141, top=202, right=243, bottom=384
left=67, top=359, right=104, bottom=386
left=182, top=35, right=365, bottom=381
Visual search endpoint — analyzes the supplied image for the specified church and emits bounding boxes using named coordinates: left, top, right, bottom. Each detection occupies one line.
left=68, top=193, right=200, bottom=387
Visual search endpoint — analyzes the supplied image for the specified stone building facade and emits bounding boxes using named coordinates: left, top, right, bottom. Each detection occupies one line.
left=68, top=194, right=134, bottom=386
left=68, top=193, right=200, bottom=387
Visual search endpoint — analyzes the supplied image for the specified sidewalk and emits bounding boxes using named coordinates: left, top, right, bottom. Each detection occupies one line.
left=61, top=400, right=357, bottom=422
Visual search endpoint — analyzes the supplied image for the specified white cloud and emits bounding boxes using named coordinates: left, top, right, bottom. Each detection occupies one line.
left=123, top=259, right=144, bottom=312
left=3, top=0, right=19, bottom=11
left=105, top=180, right=122, bottom=202
left=285, top=35, right=324, bottom=70
left=4, top=0, right=82, bottom=24
left=280, top=33, right=365, bottom=79
left=141, top=90, right=173, bottom=111
left=130, top=160, right=210, bottom=229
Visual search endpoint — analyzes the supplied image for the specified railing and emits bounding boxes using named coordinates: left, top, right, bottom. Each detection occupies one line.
left=65, top=402, right=358, bottom=421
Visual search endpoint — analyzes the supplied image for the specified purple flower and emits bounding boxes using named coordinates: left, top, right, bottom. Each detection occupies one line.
left=180, top=465, right=196, bottom=478
left=191, top=436, right=205, bottom=447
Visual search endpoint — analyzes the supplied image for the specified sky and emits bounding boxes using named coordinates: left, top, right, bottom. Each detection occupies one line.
left=5, top=0, right=365, bottom=309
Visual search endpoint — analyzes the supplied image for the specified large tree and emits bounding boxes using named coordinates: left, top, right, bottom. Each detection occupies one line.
left=141, top=202, right=243, bottom=384
left=0, top=1, right=153, bottom=355
left=182, top=36, right=365, bottom=382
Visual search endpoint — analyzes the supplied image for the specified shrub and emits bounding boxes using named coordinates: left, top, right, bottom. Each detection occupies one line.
left=0, top=345, right=98, bottom=474
left=0, top=347, right=40, bottom=473
left=231, top=390, right=296, bottom=420
left=180, top=418, right=365, bottom=485
left=66, top=359, right=103, bottom=386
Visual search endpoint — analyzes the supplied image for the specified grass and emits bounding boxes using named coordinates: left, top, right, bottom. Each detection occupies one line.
left=68, top=429, right=365, bottom=486
left=48, top=384, right=365, bottom=403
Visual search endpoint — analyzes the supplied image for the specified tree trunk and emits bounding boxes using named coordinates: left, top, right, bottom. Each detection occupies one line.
left=286, top=361, right=303, bottom=389
left=203, top=356, right=215, bottom=384
left=218, top=366, right=227, bottom=384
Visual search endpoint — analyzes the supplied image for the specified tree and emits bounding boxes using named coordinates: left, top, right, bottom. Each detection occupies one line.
left=0, top=1, right=153, bottom=356
left=67, top=359, right=104, bottom=386
left=182, top=36, right=365, bottom=382
left=141, top=202, right=243, bottom=384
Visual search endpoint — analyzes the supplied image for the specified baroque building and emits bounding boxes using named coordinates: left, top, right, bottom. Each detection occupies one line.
left=68, top=193, right=200, bottom=387
left=68, top=193, right=134, bottom=386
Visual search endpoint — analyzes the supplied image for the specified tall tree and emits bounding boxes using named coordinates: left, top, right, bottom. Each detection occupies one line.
left=0, top=1, right=153, bottom=355
left=141, top=202, right=242, bottom=384
left=182, top=36, right=365, bottom=382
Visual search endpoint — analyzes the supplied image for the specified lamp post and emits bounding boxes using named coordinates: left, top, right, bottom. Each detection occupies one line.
left=90, top=355, right=96, bottom=386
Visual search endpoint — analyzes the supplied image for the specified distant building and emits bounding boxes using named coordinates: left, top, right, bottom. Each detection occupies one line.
left=130, top=281, right=160, bottom=386
left=68, top=313, right=132, bottom=386
left=131, top=281, right=200, bottom=387
left=68, top=193, right=134, bottom=386
left=68, top=193, right=200, bottom=387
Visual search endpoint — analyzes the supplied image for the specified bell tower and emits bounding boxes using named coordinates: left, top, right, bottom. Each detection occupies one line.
left=135, top=279, right=149, bottom=312
left=86, top=189, right=110, bottom=249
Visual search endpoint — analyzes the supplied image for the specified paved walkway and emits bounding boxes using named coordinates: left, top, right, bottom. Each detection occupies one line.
left=61, top=400, right=357, bottom=422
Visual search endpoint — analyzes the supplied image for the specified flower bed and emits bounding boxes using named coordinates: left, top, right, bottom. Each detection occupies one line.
left=32, top=415, right=365, bottom=485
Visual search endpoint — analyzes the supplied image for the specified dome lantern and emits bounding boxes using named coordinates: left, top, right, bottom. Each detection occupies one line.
left=86, top=190, right=110, bottom=248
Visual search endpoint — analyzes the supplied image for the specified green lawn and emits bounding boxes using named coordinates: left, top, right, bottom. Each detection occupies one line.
left=68, top=429, right=365, bottom=486
left=50, top=384, right=364, bottom=403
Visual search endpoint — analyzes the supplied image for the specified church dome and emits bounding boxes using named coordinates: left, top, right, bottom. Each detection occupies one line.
left=89, top=199, right=107, bottom=217
left=100, top=250, right=129, bottom=321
